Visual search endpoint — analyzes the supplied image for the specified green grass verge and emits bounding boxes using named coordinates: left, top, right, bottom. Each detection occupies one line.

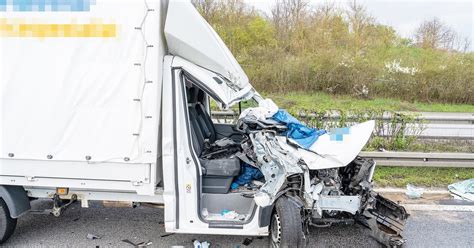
left=264, top=91, right=474, bottom=113
left=373, top=167, right=474, bottom=188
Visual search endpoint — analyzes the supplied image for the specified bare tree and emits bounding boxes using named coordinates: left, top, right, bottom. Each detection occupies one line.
left=413, top=18, right=457, bottom=50
left=346, top=0, right=374, bottom=35
left=314, top=1, right=337, bottom=20
left=271, top=0, right=309, bottom=46
left=457, top=36, right=472, bottom=53
left=191, top=0, right=218, bottom=20
left=345, top=0, right=376, bottom=52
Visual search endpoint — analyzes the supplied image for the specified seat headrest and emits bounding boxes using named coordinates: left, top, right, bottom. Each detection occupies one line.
left=187, top=87, right=199, bottom=103
left=197, top=90, right=206, bottom=103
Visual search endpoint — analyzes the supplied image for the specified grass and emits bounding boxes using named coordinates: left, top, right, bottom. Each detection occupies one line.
left=365, top=139, right=474, bottom=153
left=263, top=91, right=474, bottom=113
left=373, top=167, right=474, bottom=188
left=403, top=140, right=474, bottom=153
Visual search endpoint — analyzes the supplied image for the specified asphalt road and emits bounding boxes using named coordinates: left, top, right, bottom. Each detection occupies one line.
left=4, top=200, right=474, bottom=248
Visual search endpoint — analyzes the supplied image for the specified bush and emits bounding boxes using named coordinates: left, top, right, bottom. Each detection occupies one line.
left=195, top=1, right=473, bottom=104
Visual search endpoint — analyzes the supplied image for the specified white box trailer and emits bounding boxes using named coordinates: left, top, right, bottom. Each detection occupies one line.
left=0, top=0, right=408, bottom=246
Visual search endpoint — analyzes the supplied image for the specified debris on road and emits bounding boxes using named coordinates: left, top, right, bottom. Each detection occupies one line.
left=448, top=179, right=474, bottom=202
left=406, top=184, right=424, bottom=199
left=121, top=239, right=153, bottom=247
left=242, top=237, right=253, bottom=246
left=160, top=233, right=175, bottom=238
left=193, top=240, right=210, bottom=248
left=86, top=233, right=101, bottom=240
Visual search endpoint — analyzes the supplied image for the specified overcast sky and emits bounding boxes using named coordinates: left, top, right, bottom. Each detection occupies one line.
left=245, top=0, right=473, bottom=50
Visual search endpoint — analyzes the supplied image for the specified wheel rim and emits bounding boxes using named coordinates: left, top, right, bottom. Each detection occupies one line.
left=270, top=212, right=282, bottom=247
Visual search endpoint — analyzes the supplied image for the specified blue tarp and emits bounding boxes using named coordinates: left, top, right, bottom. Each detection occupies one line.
left=231, top=163, right=264, bottom=190
left=272, top=110, right=326, bottom=149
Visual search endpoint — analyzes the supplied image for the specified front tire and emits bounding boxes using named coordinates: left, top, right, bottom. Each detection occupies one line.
left=0, top=198, right=17, bottom=244
left=269, top=196, right=305, bottom=248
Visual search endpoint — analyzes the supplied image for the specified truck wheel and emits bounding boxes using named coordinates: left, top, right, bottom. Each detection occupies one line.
left=0, top=198, right=17, bottom=244
left=269, top=196, right=305, bottom=248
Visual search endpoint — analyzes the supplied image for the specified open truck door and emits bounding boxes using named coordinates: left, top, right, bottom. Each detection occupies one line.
left=161, top=56, right=268, bottom=235
left=162, top=1, right=263, bottom=235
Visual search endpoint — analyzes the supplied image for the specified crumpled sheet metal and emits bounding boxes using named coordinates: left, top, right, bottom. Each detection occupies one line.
left=250, top=131, right=303, bottom=207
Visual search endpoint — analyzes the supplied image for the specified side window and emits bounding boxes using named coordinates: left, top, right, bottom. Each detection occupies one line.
left=209, top=98, right=258, bottom=124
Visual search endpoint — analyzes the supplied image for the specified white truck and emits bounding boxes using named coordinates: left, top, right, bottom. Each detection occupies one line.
left=0, top=0, right=408, bottom=246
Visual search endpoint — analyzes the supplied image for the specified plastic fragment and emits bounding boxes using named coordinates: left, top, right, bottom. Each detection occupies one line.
left=87, top=233, right=101, bottom=240
left=193, top=240, right=210, bottom=248
left=448, top=178, right=474, bottom=201
left=202, top=208, right=209, bottom=217
left=406, top=184, right=424, bottom=199
left=221, top=209, right=239, bottom=219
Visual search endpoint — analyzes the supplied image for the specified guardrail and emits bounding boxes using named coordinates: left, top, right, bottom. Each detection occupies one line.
left=212, top=111, right=474, bottom=124
left=211, top=111, right=474, bottom=140
left=360, top=152, right=474, bottom=168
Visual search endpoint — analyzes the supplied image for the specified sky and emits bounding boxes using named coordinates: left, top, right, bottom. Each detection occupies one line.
left=244, top=0, right=474, bottom=50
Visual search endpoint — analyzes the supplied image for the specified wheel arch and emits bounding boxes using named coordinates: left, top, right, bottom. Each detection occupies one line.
left=0, top=185, right=31, bottom=218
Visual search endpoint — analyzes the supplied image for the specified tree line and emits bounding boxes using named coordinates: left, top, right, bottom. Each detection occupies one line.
left=192, top=0, right=473, bottom=104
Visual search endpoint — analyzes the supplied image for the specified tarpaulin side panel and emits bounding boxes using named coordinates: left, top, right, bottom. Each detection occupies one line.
left=0, top=0, right=164, bottom=163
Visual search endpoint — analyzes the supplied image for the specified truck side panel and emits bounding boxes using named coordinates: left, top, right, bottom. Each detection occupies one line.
left=0, top=0, right=163, bottom=164
left=0, top=0, right=165, bottom=194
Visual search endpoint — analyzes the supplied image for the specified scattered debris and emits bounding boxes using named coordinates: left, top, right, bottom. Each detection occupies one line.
left=242, top=237, right=253, bottom=246
left=86, top=233, right=101, bottom=240
left=193, top=240, right=210, bottom=248
left=160, top=233, right=175, bottom=238
left=202, top=208, right=209, bottom=218
left=221, top=209, right=245, bottom=220
left=251, top=180, right=264, bottom=187
left=230, top=163, right=264, bottom=190
left=406, top=184, right=424, bottom=199
left=448, top=179, right=474, bottom=202
left=121, top=239, right=153, bottom=247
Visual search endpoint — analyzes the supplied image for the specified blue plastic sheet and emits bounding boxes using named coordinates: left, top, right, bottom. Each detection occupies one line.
left=272, top=110, right=326, bottom=149
left=231, top=163, right=264, bottom=190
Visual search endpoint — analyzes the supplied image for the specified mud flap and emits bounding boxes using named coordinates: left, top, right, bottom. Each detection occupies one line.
left=358, top=194, right=409, bottom=247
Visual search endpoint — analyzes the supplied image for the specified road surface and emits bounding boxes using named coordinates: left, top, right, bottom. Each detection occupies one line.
left=5, top=200, right=474, bottom=247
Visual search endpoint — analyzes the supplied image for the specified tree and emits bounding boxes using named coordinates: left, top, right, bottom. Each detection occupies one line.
left=191, top=0, right=218, bottom=20
left=271, top=0, right=309, bottom=49
left=346, top=0, right=376, bottom=53
left=414, top=18, right=456, bottom=50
